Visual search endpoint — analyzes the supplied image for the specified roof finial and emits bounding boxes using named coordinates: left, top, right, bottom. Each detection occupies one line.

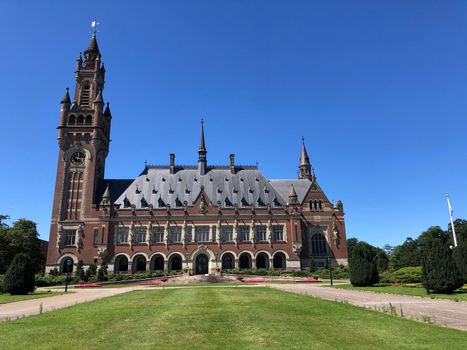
left=91, top=19, right=99, bottom=36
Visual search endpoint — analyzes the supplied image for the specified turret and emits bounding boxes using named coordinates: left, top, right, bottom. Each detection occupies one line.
left=299, top=137, right=314, bottom=180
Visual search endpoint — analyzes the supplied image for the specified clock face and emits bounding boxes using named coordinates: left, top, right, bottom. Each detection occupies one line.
left=71, top=151, right=86, bottom=165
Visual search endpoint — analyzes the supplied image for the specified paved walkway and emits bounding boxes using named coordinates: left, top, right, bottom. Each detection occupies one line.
left=268, top=284, right=467, bottom=331
left=0, top=286, right=145, bottom=322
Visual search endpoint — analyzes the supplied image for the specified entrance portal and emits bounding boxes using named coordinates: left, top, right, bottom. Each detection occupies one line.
left=195, top=254, right=209, bottom=274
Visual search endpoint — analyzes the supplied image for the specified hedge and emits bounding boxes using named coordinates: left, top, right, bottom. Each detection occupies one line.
left=379, top=266, right=422, bottom=284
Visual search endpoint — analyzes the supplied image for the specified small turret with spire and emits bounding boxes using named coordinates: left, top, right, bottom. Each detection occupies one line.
left=299, top=137, right=314, bottom=180
left=198, top=119, right=207, bottom=175
left=288, top=184, right=298, bottom=205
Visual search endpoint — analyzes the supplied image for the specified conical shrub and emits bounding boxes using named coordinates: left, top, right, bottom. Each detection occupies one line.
left=422, top=238, right=463, bottom=293
left=453, top=240, right=467, bottom=283
left=3, top=253, right=35, bottom=295
left=349, top=242, right=379, bottom=286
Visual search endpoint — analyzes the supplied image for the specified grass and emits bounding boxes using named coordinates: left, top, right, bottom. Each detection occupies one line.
left=0, top=291, right=66, bottom=304
left=331, top=284, right=467, bottom=301
left=1, top=287, right=467, bottom=349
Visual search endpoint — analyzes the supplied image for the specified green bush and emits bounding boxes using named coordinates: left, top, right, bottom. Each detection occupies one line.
left=97, top=262, right=108, bottom=281
left=291, top=270, right=309, bottom=277
left=49, top=268, right=59, bottom=276
left=423, top=238, right=463, bottom=293
left=0, top=275, right=4, bottom=293
left=379, top=267, right=422, bottom=284
left=35, top=274, right=79, bottom=287
left=453, top=240, right=467, bottom=283
left=75, top=261, right=86, bottom=281
left=3, top=253, right=36, bottom=295
left=350, top=242, right=379, bottom=287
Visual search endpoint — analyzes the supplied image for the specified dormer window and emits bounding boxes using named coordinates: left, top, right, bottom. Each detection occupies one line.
left=141, top=197, right=149, bottom=208
left=257, top=197, right=266, bottom=207
left=273, top=197, right=281, bottom=207
left=158, top=197, right=166, bottom=208
left=123, top=197, right=131, bottom=208
left=224, top=197, right=233, bottom=207
left=241, top=197, right=249, bottom=207
left=175, top=196, right=183, bottom=208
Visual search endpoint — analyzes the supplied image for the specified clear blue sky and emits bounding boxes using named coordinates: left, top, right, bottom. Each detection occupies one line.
left=1, top=1, right=466, bottom=248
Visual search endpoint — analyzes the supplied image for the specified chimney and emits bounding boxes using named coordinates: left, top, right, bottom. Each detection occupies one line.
left=230, top=154, right=235, bottom=174
left=170, top=153, right=175, bottom=174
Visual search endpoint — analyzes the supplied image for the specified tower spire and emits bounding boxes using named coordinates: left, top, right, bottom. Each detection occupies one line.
left=298, top=137, right=313, bottom=180
left=198, top=118, right=207, bottom=175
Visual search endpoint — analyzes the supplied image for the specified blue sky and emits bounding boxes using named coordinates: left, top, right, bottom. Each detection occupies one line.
left=1, top=1, right=466, bottom=247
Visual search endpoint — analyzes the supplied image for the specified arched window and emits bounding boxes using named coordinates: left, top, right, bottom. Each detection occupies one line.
left=239, top=253, right=251, bottom=269
left=256, top=253, right=269, bottom=269
left=68, top=115, right=76, bottom=125
left=115, top=256, right=128, bottom=273
left=168, top=255, right=182, bottom=271
left=132, top=256, right=147, bottom=273
left=76, top=115, right=84, bottom=125
left=318, top=200, right=323, bottom=211
left=311, top=233, right=327, bottom=255
left=152, top=255, right=164, bottom=271
left=61, top=257, right=74, bottom=274
left=222, top=253, right=235, bottom=270
left=85, top=115, right=93, bottom=125
left=273, top=253, right=286, bottom=269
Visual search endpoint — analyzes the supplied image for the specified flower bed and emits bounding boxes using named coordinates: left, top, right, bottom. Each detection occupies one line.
left=75, top=283, right=102, bottom=288
left=243, top=279, right=265, bottom=283
left=296, top=278, right=321, bottom=283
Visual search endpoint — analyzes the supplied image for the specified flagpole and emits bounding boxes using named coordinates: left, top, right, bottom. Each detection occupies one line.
left=446, top=193, right=458, bottom=247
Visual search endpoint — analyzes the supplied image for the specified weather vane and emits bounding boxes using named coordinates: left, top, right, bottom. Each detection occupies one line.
left=91, top=19, right=99, bottom=35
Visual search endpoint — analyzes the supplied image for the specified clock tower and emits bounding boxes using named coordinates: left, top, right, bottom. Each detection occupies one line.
left=47, top=30, right=112, bottom=262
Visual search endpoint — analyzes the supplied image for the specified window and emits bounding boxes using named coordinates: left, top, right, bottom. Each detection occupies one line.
left=68, top=115, right=76, bottom=125
left=195, top=226, right=210, bottom=242
left=220, top=225, right=233, bottom=242
left=238, top=226, right=249, bottom=241
left=93, top=228, right=99, bottom=245
left=212, top=226, right=217, bottom=242
left=80, top=85, right=91, bottom=106
left=169, top=227, right=182, bottom=242
left=294, top=224, right=298, bottom=241
left=151, top=227, right=164, bottom=243
left=63, top=230, right=76, bottom=246
left=116, top=227, right=129, bottom=244
left=272, top=225, right=284, bottom=241
left=185, top=226, right=192, bottom=243
left=133, top=227, right=147, bottom=244
left=85, top=115, right=92, bottom=125
left=311, top=233, right=327, bottom=255
left=254, top=225, right=267, bottom=241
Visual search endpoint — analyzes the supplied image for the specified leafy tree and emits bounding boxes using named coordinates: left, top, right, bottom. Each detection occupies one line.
left=389, top=238, right=420, bottom=271
left=3, top=253, right=35, bottom=295
left=309, top=258, right=317, bottom=273
left=422, top=238, right=463, bottom=293
left=375, top=250, right=389, bottom=273
left=349, top=242, right=379, bottom=287
left=382, top=244, right=394, bottom=256
left=0, top=218, right=44, bottom=274
left=97, top=262, right=108, bottom=281
left=447, top=219, right=467, bottom=246
left=453, top=240, right=467, bottom=283
left=75, top=260, right=86, bottom=281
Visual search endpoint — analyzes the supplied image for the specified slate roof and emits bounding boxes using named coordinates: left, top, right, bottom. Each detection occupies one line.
left=269, top=179, right=312, bottom=204
left=112, top=166, right=308, bottom=209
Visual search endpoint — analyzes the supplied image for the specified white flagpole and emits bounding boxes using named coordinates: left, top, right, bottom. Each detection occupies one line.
left=446, top=193, right=458, bottom=247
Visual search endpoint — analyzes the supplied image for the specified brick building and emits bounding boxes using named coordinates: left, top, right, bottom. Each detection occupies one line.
left=46, top=32, right=348, bottom=274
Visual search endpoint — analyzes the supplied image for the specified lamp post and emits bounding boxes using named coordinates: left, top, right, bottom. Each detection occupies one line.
left=417, top=242, right=429, bottom=295
left=64, top=259, right=72, bottom=293
left=327, top=254, right=334, bottom=286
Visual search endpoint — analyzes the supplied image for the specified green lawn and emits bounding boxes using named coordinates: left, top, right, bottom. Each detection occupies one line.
left=331, top=284, right=467, bottom=301
left=1, top=287, right=467, bottom=349
left=0, top=291, right=66, bottom=304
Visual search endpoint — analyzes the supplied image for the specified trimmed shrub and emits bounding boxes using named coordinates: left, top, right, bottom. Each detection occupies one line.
left=75, top=261, right=86, bottom=281
left=309, top=258, right=317, bottom=273
left=49, top=268, right=59, bottom=276
left=453, top=240, right=467, bottom=283
left=97, top=262, right=108, bottom=281
left=349, top=242, right=379, bottom=287
left=3, top=253, right=36, bottom=295
left=422, top=239, right=463, bottom=293
left=379, top=267, right=422, bottom=284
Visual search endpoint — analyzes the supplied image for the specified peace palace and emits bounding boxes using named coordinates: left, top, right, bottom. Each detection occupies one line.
left=46, top=32, right=349, bottom=275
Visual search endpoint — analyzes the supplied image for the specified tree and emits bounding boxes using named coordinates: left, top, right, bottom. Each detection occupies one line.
left=422, top=238, right=463, bottom=294
left=349, top=242, right=379, bottom=287
left=3, top=253, right=35, bottom=295
left=389, top=237, right=420, bottom=271
left=97, top=262, right=108, bottom=281
left=375, top=250, right=389, bottom=273
left=346, top=238, right=359, bottom=257
left=448, top=219, right=467, bottom=245
left=0, top=218, right=44, bottom=274
left=453, top=240, right=467, bottom=283
left=75, top=260, right=86, bottom=281
left=309, top=257, right=317, bottom=273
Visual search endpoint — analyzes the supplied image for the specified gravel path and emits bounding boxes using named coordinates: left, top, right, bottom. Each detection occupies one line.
left=268, top=283, right=467, bottom=331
